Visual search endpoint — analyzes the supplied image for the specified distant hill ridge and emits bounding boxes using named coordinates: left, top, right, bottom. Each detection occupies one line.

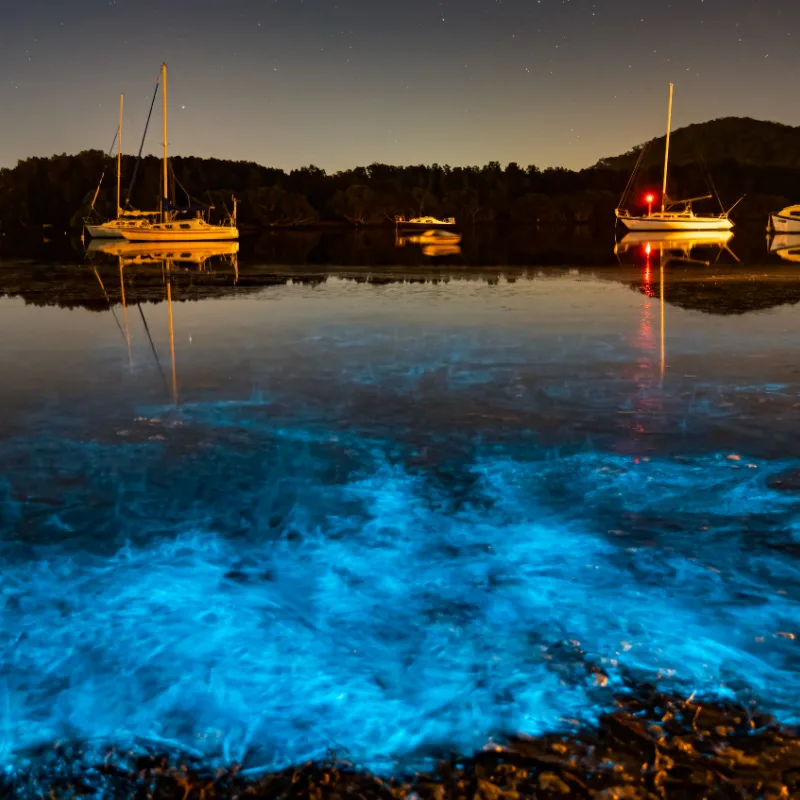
left=595, top=117, right=800, bottom=171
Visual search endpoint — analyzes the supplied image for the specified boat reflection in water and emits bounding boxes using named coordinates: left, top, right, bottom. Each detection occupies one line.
left=615, top=229, right=737, bottom=266
left=86, top=240, right=240, bottom=404
left=616, top=230, right=740, bottom=382
left=395, top=228, right=462, bottom=257
left=768, top=234, right=800, bottom=263
left=87, top=239, right=239, bottom=272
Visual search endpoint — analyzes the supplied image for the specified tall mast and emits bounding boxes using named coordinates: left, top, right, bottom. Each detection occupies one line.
left=161, top=62, right=168, bottom=223
left=117, top=93, right=124, bottom=217
left=661, top=83, right=674, bottom=214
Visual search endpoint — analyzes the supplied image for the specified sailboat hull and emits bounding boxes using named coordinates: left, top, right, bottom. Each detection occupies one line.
left=618, top=215, right=733, bottom=232
left=120, top=225, right=239, bottom=242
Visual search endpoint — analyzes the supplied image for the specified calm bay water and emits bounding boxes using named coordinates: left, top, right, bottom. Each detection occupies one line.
left=1, top=231, right=799, bottom=771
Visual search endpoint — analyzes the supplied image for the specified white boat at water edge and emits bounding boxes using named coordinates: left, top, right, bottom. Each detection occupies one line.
left=615, top=84, right=738, bottom=232
left=394, top=215, right=456, bottom=229
left=768, top=205, right=800, bottom=234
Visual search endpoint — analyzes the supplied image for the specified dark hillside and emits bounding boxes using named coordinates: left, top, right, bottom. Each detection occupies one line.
left=596, top=117, right=800, bottom=171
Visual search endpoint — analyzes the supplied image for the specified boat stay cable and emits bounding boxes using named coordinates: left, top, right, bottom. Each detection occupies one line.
left=87, top=129, right=121, bottom=216
left=137, top=301, right=170, bottom=393
left=168, top=163, right=213, bottom=215
left=90, top=265, right=128, bottom=343
left=617, top=143, right=648, bottom=213
left=686, top=129, right=726, bottom=213
left=691, top=143, right=746, bottom=216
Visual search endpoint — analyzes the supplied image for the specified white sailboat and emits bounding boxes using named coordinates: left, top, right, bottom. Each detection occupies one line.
left=85, top=94, right=160, bottom=239
left=615, top=84, right=734, bottom=232
left=768, top=205, right=800, bottom=234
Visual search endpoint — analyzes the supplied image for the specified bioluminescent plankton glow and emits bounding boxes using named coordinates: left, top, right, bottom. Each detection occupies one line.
left=1, top=274, right=799, bottom=773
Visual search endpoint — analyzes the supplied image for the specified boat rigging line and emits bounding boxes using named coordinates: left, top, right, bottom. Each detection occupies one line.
left=686, top=128, right=727, bottom=213
left=137, top=301, right=170, bottom=393
left=87, top=129, right=121, bottom=216
left=168, top=164, right=212, bottom=214
left=90, top=265, right=128, bottom=344
left=123, top=73, right=161, bottom=209
left=617, top=142, right=648, bottom=213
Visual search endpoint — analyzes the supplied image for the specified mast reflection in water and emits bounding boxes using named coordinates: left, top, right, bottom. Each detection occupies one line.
left=87, top=239, right=241, bottom=405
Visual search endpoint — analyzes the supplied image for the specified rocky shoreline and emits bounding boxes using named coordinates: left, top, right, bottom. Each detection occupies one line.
left=5, top=687, right=799, bottom=799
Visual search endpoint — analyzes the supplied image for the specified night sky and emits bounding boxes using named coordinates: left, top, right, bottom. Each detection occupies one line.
left=1, top=0, right=798, bottom=172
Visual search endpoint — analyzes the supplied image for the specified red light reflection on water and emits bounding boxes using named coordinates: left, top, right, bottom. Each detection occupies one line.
left=642, top=243, right=656, bottom=297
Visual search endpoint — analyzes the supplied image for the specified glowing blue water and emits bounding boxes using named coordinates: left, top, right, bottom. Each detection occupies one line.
left=1, top=277, right=800, bottom=771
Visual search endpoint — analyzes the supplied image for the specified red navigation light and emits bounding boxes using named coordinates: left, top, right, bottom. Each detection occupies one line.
left=645, top=194, right=655, bottom=204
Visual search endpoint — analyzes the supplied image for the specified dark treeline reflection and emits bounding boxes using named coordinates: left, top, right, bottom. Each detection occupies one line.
left=4, top=224, right=623, bottom=267
left=2, top=117, right=800, bottom=234
left=2, top=226, right=800, bottom=317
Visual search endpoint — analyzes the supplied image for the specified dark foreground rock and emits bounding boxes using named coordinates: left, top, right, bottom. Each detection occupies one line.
left=4, top=688, right=800, bottom=799
left=767, top=469, right=800, bottom=492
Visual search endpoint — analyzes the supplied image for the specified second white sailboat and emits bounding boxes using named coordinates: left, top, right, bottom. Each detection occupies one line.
left=615, top=84, right=734, bottom=232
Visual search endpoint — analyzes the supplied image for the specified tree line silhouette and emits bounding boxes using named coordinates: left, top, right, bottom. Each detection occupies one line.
left=1, top=118, right=798, bottom=235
